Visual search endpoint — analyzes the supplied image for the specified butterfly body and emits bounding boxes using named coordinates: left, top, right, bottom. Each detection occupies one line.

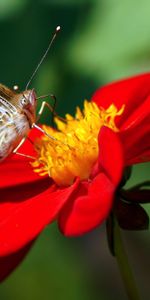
left=0, top=84, right=36, bottom=161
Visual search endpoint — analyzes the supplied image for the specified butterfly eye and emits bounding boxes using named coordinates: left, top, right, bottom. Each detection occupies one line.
left=20, top=97, right=29, bottom=106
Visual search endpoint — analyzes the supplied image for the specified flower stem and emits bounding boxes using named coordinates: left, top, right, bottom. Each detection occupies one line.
left=113, top=216, right=141, bottom=300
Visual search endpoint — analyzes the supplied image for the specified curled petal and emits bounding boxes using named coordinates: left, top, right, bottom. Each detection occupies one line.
left=98, top=126, right=124, bottom=186
left=58, top=173, right=115, bottom=236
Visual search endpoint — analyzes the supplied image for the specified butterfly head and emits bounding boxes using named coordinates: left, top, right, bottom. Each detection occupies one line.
left=17, top=89, right=37, bottom=126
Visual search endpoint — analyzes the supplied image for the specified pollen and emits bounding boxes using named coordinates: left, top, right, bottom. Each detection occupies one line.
left=32, top=101, right=124, bottom=186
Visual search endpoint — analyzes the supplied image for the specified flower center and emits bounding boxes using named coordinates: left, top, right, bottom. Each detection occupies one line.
left=32, top=101, right=124, bottom=186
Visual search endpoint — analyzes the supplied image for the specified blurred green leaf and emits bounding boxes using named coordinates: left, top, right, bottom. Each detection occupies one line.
left=68, top=0, right=150, bottom=82
left=0, top=0, right=28, bottom=19
left=43, top=0, right=89, bottom=5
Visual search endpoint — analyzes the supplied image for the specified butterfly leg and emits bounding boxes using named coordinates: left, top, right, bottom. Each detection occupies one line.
left=13, top=136, right=27, bottom=153
left=32, top=100, right=59, bottom=141
left=13, top=136, right=36, bottom=160
left=13, top=151, right=36, bottom=160
left=36, top=95, right=65, bottom=123
left=32, top=99, right=67, bottom=145
left=36, top=101, right=53, bottom=122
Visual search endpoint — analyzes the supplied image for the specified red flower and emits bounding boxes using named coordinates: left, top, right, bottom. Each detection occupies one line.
left=0, top=73, right=150, bottom=280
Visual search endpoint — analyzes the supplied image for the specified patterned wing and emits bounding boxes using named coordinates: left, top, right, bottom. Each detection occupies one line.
left=0, top=95, right=18, bottom=161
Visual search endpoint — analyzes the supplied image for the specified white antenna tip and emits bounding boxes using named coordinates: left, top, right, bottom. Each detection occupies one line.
left=56, top=26, right=61, bottom=32
left=13, top=85, right=19, bottom=91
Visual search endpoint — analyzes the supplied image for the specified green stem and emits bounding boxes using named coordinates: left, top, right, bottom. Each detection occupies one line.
left=113, top=216, right=141, bottom=300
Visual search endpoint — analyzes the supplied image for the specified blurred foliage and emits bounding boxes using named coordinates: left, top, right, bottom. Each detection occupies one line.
left=0, top=0, right=28, bottom=19
left=69, top=0, right=150, bottom=82
left=0, top=0, right=150, bottom=299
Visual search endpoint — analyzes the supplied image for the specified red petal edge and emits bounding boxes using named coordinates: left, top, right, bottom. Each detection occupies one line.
left=92, top=73, right=150, bottom=127
left=0, top=240, right=34, bottom=282
left=0, top=178, right=80, bottom=256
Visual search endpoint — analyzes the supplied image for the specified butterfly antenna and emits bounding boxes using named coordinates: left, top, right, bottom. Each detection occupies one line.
left=25, top=25, right=61, bottom=90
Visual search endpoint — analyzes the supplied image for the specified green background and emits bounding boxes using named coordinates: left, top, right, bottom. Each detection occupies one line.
left=0, top=0, right=150, bottom=299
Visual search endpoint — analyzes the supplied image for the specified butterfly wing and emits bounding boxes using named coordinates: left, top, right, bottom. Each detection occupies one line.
left=0, top=83, right=16, bottom=100
left=0, top=92, right=18, bottom=161
left=0, top=84, right=32, bottom=161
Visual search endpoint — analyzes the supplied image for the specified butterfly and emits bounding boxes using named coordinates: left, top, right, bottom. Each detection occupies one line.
left=0, top=26, right=60, bottom=162
left=0, top=84, right=37, bottom=161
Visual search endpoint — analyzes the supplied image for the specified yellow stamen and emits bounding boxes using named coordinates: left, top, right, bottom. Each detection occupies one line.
left=32, top=101, right=124, bottom=186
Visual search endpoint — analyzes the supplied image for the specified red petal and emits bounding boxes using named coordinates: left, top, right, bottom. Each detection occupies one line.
left=127, top=149, right=150, bottom=165
left=120, top=122, right=150, bottom=164
left=19, top=127, right=42, bottom=155
left=0, top=127, right=44, bottom=188
left=0, top=178, right=79, bottom=255
left=58, top=173, right=115, bottom=236
left=0, top=240, right=34, bottom=282
left=98, top=126, right=124, bottom=185
left=92, top=73, right=150, bottom=127
left=0, top=157, right=44, bottom=188
left=121, top=95, right=150, bottom=131
left=119, top=93, right=150, bottom=163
